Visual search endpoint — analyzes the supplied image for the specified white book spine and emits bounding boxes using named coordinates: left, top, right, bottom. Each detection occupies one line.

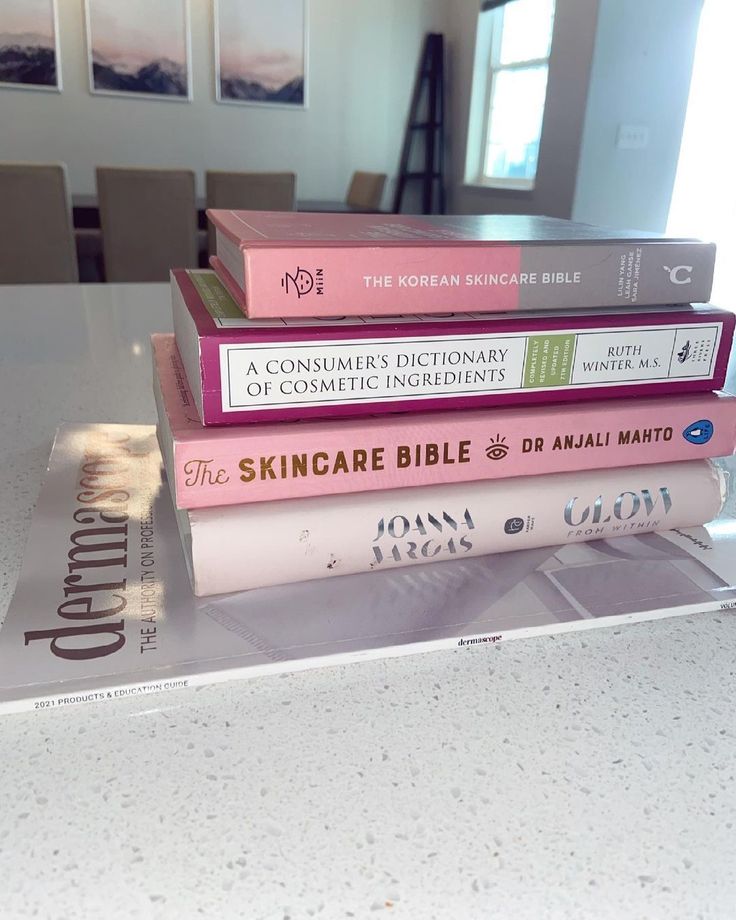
left=183, top=460, right=727, bottom=596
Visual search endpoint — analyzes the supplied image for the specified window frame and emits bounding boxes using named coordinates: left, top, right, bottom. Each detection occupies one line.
left=466, top=0, right=555, bottom=192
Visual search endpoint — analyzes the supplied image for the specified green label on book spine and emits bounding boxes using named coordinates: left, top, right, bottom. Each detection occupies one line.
left=523, top=334, right=575, bottom=388
left=188, top=271, right=243, bottom=321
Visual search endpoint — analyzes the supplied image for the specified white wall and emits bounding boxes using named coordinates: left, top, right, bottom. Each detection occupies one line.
left=442, top=0, right=600, bottom=218
left=572, top=0, right=702, bottom=232
left=443, top=0, right=700, bottom=230
left=1, top=0, right=444, bottom=200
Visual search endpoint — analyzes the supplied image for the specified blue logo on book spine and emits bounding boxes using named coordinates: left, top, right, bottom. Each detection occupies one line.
left=683, top=419, right=714, bottom=445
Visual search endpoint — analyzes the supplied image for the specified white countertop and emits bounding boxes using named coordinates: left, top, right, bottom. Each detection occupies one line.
left=1, top=283, right=735, bottom=920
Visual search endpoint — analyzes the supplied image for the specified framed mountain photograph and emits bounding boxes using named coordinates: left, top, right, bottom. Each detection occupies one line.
left=214, top=0, right=307, bottom=108
left=0, top=0, right=61, bottom=92
left=84, top=0, right=192, bottom=101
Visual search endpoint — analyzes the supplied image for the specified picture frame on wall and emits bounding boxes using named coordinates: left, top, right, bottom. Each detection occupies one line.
left=214, top=0, right=307, bottom=108
left=0, top=0, right=62, bottom=92
left=84, top=0, right=192, bottom=101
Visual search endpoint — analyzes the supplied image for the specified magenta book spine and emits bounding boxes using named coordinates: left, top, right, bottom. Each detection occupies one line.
left=196, top=312, right=734, bottom=426
left=238, top=241, right=716, bottom=317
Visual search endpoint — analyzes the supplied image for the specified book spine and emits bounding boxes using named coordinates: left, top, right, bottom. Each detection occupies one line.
left=242, top=241, right=716, bottom=317
left=200, top=313, right=732, bottom=424
left=188, top=460, right=725, bottom=595
left=172, top=396, right=736, bottom=509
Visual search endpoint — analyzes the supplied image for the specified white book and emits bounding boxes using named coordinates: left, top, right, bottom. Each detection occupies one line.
left=169, top=448, right=725, bottom=596
left=1, top=423, right=736, bottom=714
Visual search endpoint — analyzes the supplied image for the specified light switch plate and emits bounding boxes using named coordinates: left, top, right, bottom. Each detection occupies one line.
left=616, top=124, right=650, bottom=149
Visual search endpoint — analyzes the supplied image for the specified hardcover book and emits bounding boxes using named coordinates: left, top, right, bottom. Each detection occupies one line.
left=206, top=210, right=716, bottom=317
left=2, top=422, right=736, bottom=714
left=165, top=447, right=725, bottom=595
left=171, top=269, right=734, bottom=426
left=153, top=333, right=736, bottom=510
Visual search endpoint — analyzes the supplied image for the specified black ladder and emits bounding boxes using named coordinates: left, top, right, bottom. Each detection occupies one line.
left=393, top=33, right=446, bottom=215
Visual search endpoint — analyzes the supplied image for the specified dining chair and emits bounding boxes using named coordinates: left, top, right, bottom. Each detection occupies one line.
left=0, top=162, right=79, bottom=283
left=96, top=167, right=198, bottom=282
left=345, top=171, right=387, bottom=211
left=205, top=170, right=296, bottom=254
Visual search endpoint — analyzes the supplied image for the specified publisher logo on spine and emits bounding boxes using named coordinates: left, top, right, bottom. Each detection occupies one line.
left=663, top=264, right=692, bottom=285
left=682, top=419, right=714, bottom=445
left=281, top=266, right=324, bottom=298
left=676, top=336, right=712, bottom=366
left=504, top=517, right=524, bottom=535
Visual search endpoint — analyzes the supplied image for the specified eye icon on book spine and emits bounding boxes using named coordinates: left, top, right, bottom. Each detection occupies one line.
left=682, top=419, right=714, bottom=445
left=485, top=435, right=509, bottom=460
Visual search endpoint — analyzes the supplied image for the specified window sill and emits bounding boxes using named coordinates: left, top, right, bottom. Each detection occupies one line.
left=464, top=180, right=535, bottom=194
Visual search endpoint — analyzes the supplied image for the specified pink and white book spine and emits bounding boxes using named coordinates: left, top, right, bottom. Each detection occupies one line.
left=208, top=211, right=716, bottom=317
left=179, top=460, right=726, bottom=595
left=153, top=333, right=736, bottom=510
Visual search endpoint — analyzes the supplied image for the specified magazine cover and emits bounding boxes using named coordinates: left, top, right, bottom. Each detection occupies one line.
left=1, top=423, right=736, bottom=715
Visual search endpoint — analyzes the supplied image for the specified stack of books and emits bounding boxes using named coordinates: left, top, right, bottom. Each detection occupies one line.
left=152, top=211, right=733, bottom=597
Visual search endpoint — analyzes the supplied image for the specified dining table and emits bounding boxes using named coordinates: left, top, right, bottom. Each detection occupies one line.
left=1, top=281, right=735, bottom=919
left=71, top=195, right=382, bottom=230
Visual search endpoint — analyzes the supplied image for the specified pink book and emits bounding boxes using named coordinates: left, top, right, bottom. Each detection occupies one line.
left=206, top=210, right=715, bottom=317
left=153, top=333, right=736, bottom=510
left=171, top=269, right=734, bottom=427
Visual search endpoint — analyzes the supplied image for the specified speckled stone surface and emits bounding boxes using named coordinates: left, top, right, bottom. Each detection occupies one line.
left=1, top=284, right=736, bottom=920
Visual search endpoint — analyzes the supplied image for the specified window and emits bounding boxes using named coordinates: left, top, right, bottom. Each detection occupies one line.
left=467, top=0, right=556, bottom=190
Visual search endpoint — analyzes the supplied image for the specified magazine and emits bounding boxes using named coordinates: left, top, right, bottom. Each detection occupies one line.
left=1, top=422, right=735, bottom=715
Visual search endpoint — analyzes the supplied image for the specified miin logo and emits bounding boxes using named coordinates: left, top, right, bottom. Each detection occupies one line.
left=281, top=266, right=324, bottom=298
left=485, top=434, right=509, bottom=460
left=663, top=264, right=693, bottom=285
